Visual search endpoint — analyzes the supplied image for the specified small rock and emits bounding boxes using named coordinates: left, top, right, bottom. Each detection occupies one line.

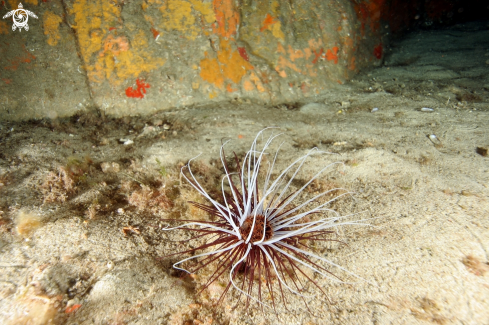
left=100, top=162, right=120, bottom=173
left=333, top=141, right=347, bottom=146
left=119, top=138, right=134, bottom=145
left=476, top=147, right=488, bottom=157
left=138, top=125, right=158, bottom=137
left=99, top=138, right=110, bottom=145
left=152, top=119, right=163, bottom=126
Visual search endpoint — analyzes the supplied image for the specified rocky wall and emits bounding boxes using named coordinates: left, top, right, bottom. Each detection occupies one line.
left=0, top=0, right=389, bottom=121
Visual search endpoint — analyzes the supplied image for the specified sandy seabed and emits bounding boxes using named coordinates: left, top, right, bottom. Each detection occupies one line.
left=1, top=22, right=489, bottom=324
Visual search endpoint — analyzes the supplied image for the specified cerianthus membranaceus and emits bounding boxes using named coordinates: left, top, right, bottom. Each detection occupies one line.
left=164, top=129, right=364, bottom=313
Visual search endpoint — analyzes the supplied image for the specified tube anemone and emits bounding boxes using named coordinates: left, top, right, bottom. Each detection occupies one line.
left=163, top=129, right=365, bottom=312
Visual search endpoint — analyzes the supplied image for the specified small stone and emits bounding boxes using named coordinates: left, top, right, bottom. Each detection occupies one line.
left=119, top=138, right=134, bottom=145
left=476, top=147, right=488, bottom=157
left=100, top=162, right=120, bottom=173
left=152, top=119, right=163, bottom=126
left=138, top=125, right=157, bottom=137
left=66, top=299, right=76, bottom=308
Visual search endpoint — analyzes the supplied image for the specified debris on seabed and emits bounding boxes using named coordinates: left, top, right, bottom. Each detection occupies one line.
left=421, top=107, right=434, bottom=112
left=120, top=139, right=134, bottom=145
left=428, top=134, right=443, bottom=147
left=476, top=147, right=488, bottom=157
left=371, top=107, right=379, bottom=112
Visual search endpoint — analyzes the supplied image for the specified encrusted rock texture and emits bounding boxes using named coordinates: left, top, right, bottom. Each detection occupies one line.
left=0, top=0, right=395, bottom=120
